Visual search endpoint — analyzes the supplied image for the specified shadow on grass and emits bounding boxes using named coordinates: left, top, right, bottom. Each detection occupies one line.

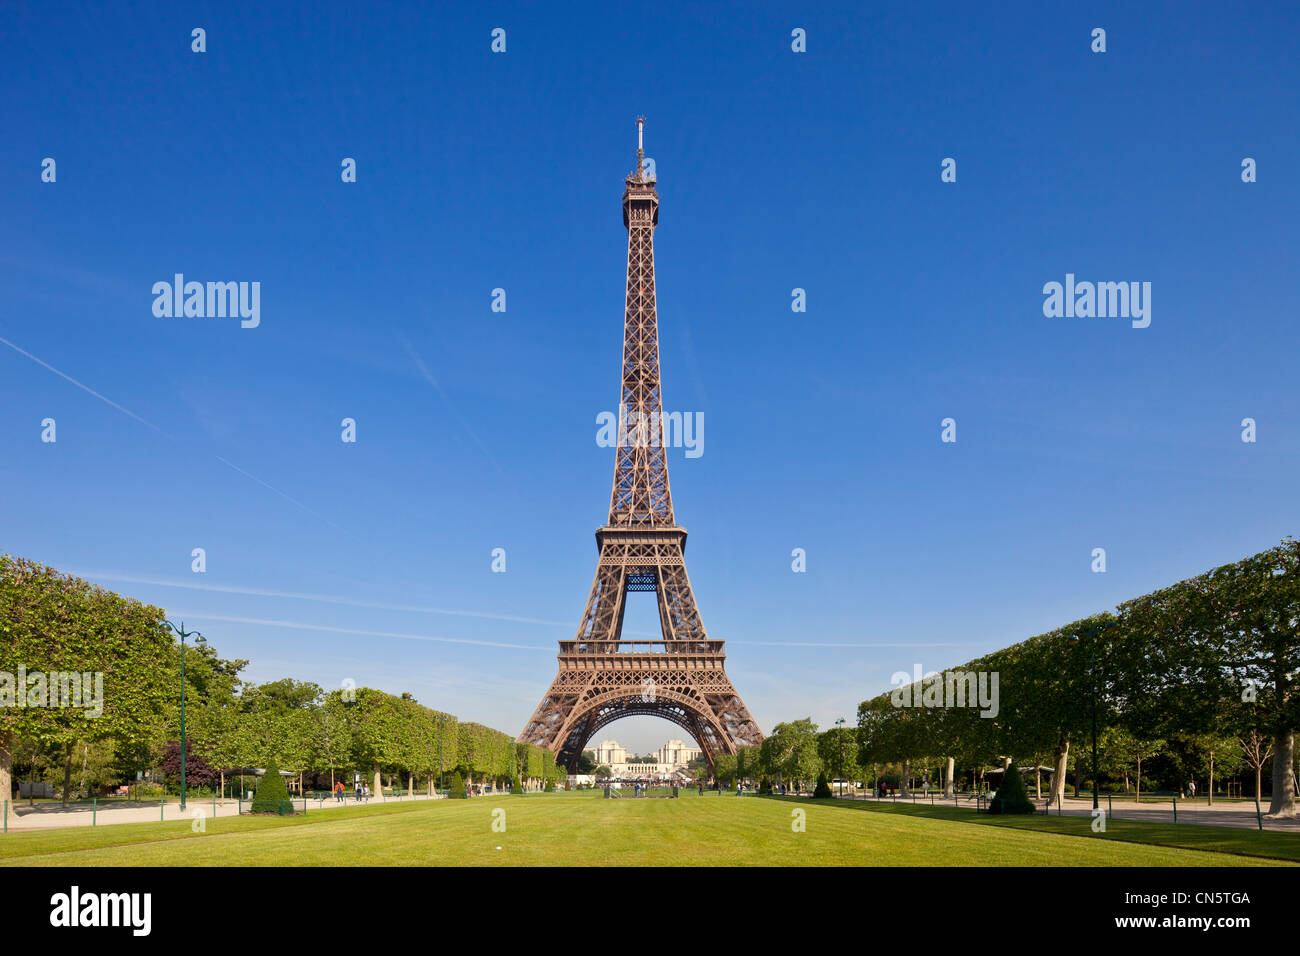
left=754, top=794, right=1300, bottom=864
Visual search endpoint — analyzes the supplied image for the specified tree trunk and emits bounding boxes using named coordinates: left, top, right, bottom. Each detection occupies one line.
left=1050, top=738, right=1071, bottom=806
left=1035, top=765, right=1041, bottom=799
left=1208, top=751, right=1215, bottom=806
left=0, top=730, right=13, bottom=811
left=944, top=756, right=955, bottom=798
left=62, top=741, right=73, bottom=807
left=1256, top=764, right=1263, bottom=801
left=373, top=764, right=382, bottom=800
left=1136, top=757, right=1142, bottom=804
left=1051, top=739, right=1070, bottom=806
left=408, top=772, right=414, bottom=797
left=1267, top=730, right=1295, bottom=818
left=900, top=758, right=911, bottom=796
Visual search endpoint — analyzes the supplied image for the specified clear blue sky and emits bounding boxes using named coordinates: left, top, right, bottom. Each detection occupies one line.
left=3, top=2, right=1297, bottom=753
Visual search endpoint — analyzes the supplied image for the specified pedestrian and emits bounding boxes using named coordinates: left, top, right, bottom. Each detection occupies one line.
left=1189, top=780, right=1196, bottom=799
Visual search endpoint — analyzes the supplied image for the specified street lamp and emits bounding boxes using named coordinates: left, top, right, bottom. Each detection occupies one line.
left=164, top=620, right=205, bottom=811
left=1069, top=620, right=1117, bottom=812
left=835, top=718, right=846, bottom=798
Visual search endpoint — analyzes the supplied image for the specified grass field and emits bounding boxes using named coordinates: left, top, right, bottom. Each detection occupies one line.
left=3, top=791, right=1296, bottom=867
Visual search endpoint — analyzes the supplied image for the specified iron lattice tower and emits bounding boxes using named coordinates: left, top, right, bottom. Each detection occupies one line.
left=519, top=120, right=763, bottom=772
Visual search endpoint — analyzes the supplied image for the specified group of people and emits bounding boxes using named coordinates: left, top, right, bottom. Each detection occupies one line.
left=331, top=781, right=371, bottom=802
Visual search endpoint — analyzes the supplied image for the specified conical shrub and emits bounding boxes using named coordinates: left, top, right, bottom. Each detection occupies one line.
left=989, top=764, right=1037, bottom=814
left=251, top=759, right=292, bottom=814
left=813, top=771, right=833, bottom=798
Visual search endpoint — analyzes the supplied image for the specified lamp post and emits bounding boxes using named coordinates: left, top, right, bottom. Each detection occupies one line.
left=164, top=620, right=205, bottom=812
left=1069, top=620, right=1117, bottom=812
left=835, top=717, right=846, bottom=797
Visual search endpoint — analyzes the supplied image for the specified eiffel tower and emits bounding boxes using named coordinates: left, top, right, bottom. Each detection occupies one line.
left=519, top=119, right=763, bottom=772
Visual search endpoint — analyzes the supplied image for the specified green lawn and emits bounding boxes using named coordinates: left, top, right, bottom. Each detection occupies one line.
left=2, top=791, right=1294, bottom=867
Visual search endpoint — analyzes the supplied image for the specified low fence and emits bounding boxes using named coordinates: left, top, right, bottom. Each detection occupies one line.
left=604, top=785, right=680, bottom=799
left=237, top=797, right=309, bottom=816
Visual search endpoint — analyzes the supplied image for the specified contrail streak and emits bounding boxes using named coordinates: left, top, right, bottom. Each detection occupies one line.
left=1, top=334, right=330, bottom=524
left=0, top=334, right=172, bottom=438
left=75, top=572, right=573, bottom=627
left=171, top=612, right=554, bottom=651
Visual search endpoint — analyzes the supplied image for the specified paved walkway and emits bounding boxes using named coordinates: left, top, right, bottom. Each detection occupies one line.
left=834, top=791, right=1300, bottom=832
left=3, top=791, right=448, bottom=831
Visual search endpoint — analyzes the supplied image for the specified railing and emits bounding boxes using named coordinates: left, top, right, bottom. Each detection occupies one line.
left=560, top=640, right=725, bottom=655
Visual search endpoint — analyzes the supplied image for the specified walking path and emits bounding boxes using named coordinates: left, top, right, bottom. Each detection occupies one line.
left=3, top=791, right=447, bottom=831
left=835, top=791, right=1300, bottom=832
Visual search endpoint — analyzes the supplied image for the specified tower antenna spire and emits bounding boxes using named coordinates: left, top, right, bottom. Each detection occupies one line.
left=636, top=116, right=645, bottom=180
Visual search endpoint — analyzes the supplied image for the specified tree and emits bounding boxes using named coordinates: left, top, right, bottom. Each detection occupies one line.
left=159, top=740, right=219, bottom=791
left=817, top=726, right=856, bottom=787
left=0, top=557, right=176, bottom=805
left=250, top=759, right=292, bottom=814
left=813, top=771, right=832, bottom=798
left=989, top=764, right=1035, bottom=814
left=1240, top=730, right=1274, bottom=802
left=768, top=719, right=821, bottom=790
left=1117, top=540, right=1299, bottom=817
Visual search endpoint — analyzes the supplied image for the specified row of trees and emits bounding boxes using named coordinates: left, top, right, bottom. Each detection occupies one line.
left=0, top=556, right=565, bottom=803
left=711, top=719, right=861, bottom=791
left=854, top=538, right=1298, bottom=817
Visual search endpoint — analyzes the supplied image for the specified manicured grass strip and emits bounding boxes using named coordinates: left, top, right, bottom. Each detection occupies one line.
left=770, top=796, right=1300, bottom=863
left=1, top=791, right=1290, bottom=867
left=0, top=799, right=434, bottom=861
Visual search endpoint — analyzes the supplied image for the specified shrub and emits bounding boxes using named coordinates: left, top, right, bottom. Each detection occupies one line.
left=989, top=765, right=1037, bottom=815
left=544, top=779, right=556, bottom=792
left=759, top=777, right=772, bottom=794
left=511, top=775, right=522, bottom=792
left=250, top=760, right=292, bottom=814
left=447, top=771, right=467, bottom=798
left=813, top=771, right=833, bottom=799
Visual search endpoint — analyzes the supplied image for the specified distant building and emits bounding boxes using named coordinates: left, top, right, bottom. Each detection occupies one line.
left=587, top=738, right=702, bottom=780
